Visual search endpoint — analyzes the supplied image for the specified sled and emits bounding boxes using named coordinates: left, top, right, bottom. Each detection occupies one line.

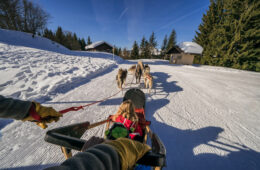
left=44, top=88, right=166, bottom=169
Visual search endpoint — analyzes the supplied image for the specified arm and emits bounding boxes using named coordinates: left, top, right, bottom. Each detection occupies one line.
left=0, top=95, right=32, bottom=120
left=0, top=95, right=62, bottom=128
left=46, top=138, right=151, bottom=170
left=46, top=143, right=121, bottom=170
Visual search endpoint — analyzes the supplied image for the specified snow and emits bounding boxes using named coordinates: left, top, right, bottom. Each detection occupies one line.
left=1, top=30, right=260, bottom=170
left=0, top=29, right=122, bottom=102
left=178, top=41, right=203, bottom=54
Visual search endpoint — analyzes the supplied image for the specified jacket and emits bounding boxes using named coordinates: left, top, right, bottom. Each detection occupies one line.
left=0, top=95, right=31, bottom=120
left=45, top=143, right=120, bottom=170
left=114, top=115, right=143, bottom=139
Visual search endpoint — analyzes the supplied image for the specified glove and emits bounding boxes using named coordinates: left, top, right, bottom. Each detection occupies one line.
left=23, top=102, right=62, bottom=129
left=105, top=138, right=151, bottom=169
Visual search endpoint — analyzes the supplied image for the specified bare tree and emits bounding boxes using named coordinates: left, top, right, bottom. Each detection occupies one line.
left=0, top=0, right=49, bottom=35
left=22, top=0, right=49, bottom=35
left=0, top=0, right=22, bottom=30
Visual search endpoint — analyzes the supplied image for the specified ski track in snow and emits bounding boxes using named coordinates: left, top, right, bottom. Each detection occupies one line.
left=1, top=29, right=260, bottom=169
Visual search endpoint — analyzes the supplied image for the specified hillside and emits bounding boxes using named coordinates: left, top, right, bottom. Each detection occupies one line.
left=0, top=29, right=122, bottom=102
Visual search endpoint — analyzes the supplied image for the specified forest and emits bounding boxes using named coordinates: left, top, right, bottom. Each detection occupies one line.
left=194, top=0, right=260, bottom=71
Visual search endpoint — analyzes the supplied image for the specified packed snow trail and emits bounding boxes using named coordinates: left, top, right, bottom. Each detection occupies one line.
left=1, top=60, right=260, bottom=169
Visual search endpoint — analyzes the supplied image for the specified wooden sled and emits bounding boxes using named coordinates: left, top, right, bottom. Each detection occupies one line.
left=44, top=88, right=166, bottom=169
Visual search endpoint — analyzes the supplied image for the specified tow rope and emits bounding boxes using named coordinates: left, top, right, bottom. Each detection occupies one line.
left=59, top=90, right=122, bottom=114
left=57, top=68, right=141, bottom=115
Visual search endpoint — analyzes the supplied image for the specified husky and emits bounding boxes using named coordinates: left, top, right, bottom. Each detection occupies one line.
left=128, top=64, right=136, bottom=75
left=144, top=72, right=153, bottom=93
left=137, top=61, right=144, bottom=74
left=135, top=64, right=142, bottom=84
left=144, top=64, right=150, bottom=74
left=116, top=68, right=128, bottom=89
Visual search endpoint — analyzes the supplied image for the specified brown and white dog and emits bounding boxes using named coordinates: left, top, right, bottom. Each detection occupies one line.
left=128, top=64, right=136, bottom=75
left=137, top=61, right=144, bottom=75
left=135, top=64, right=142, bottom=84
left=144, top=64, right=150, bottom=74
left=144, top=72, right=153, bottom=93
left=116, top=68, right=128, bottom=89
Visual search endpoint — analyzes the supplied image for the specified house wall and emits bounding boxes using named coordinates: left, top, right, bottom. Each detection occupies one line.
left=169, top=53, right=194, bottom=65
left=95, top=43, right=112, bottom=53
left=170, top=54, right=179, bottom=64
left=86, top=43, right=112, bottom=53
left=179, top=53, right=194, bottom=65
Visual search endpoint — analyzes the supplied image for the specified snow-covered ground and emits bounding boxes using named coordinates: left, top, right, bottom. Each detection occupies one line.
left=0, top=29, right=260, bottom=170
left=0, top=29, right=122, bottom=102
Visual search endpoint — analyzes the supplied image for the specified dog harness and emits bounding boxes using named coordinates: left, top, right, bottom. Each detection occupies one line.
left=144, top=74, right=152, bottom=80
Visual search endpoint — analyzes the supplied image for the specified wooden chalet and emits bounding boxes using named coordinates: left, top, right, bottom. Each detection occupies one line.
left=85, top=41, right=113, bottom=53
left=167, top=42, right=203, bottom=65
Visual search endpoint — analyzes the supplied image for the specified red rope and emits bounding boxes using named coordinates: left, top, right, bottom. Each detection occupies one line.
left=59, top=90, right=122, bottom=114
left=57, top=68, right=139, bottom=115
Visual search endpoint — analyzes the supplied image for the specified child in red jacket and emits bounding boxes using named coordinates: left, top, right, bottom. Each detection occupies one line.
left=111, top=100, right=143, bottom=140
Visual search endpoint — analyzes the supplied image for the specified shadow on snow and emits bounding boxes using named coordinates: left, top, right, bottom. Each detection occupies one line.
left=151, top=72, right=183, bottom=98
left=146, top=98, right=260, bottom=170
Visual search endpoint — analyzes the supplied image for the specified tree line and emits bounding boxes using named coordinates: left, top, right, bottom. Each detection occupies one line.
left=43, top=27, right=92, bottom=51
left=0, top=0, right=93, bottom=51
left=115, top=29, right=177, bottom=59
left=194, top=0, right=260, bottom=71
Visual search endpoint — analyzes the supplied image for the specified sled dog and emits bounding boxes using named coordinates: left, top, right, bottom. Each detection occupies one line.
left=135, top=64, right=142, bottom=84
left=144, top=64, right=150, bottom=74
left=137, top=61, right=144, bottom=74
left=144, top=72, right=153, bottom=93
left=116, top=68, right=128, bottom=89
left=128, top=65, right=136, bottom=75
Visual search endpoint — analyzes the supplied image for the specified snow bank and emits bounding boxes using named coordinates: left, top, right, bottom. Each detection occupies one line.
left=0, top=29, right=69, bottom=53
left=0, top=29, right=122, bottom=102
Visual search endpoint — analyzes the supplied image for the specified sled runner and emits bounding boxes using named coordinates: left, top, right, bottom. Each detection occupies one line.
left=44, top=88, right=166, bottom=169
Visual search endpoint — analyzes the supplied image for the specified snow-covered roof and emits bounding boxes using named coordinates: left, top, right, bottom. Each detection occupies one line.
left=85, top=41, right=113, bottom=50
left=178, top=42, right=203, bottom=54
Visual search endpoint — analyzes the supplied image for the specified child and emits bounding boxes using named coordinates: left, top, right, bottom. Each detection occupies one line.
left=111, top=100, right=143, bottom=140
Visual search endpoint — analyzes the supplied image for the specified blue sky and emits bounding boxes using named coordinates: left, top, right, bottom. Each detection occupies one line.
left=36, top=0, right=210, bottom=49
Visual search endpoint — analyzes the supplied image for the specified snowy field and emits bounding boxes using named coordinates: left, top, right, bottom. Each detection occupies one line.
left=0, top=29, right=260, bottom=170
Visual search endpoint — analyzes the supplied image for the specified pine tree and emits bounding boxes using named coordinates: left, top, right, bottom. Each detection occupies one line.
left=118, top=48, right=122, bottom=57
left=70, top=33, right=80, bottom=50
left=87, top=36, right=92, bottom=45
left=149, top=32, right=157, bottom=47
left=140, top=36, right=146, bottom=58
left=194, top=0, right=227, bottom=65
left=123, top=48, right=129, bottom=59
left=55, top=26, right=65, bottom=45
left=144, top=40, right=151, bottom=58
left=43, top=28, right=55, bottom=41
left=131, top=41, right=139, bottom=59
left=161, top=35, right=168, bottom=55
left=167, top=29, right=177, bottom=51
left=79, top=38, right=86, bottom=50
left=194, top=0, right=259, bottom=71
left=64, top=32, right=73, bottom=49
left=113, top=46, right=119, bottom=56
